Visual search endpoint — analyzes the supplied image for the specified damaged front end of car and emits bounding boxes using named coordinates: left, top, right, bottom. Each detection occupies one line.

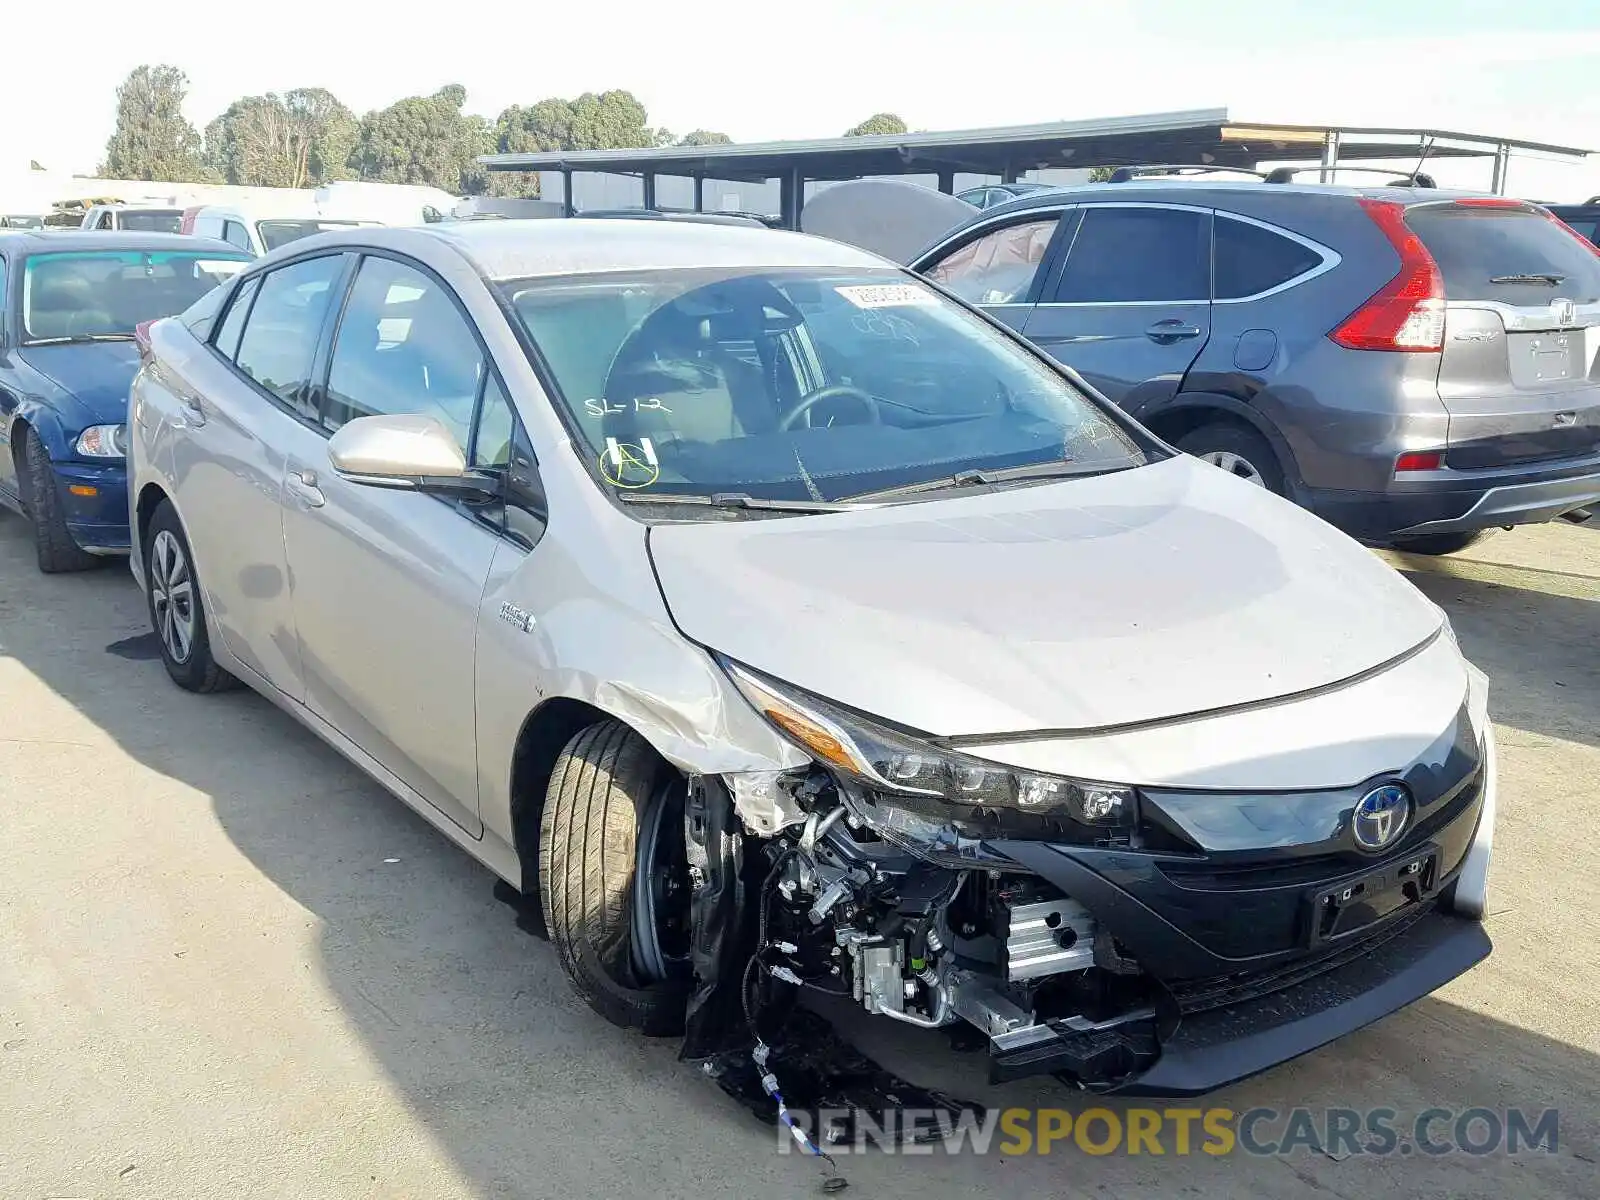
left=681, top=656, right=1495, bottom=1097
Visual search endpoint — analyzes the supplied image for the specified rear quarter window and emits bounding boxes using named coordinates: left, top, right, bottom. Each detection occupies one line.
left=1406, top=205, right=1600, bottom=303
left=1213, top=217, right=1325, bottom=299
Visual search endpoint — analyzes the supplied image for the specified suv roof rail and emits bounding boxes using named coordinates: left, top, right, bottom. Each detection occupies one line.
left=1107, top=164, right=1268, bottom=184
left=1263, top=166, right=1438, bottom=189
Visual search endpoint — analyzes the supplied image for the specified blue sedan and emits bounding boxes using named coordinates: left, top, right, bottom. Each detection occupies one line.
left=0, top=231, right=250, bottom=571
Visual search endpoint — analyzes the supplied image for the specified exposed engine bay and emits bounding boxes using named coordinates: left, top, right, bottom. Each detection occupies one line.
left=726, top=768, right=1163, bottom=1089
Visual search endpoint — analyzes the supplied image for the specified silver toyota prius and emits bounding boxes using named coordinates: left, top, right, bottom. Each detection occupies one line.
left=129, top=219, right=1496, bottom=1094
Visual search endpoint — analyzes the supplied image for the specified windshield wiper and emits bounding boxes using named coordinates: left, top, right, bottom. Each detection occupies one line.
left=616, top=491, right=860, bottom=513
left=23, top=333, right=136, bottom=345
left=843, top=459, right=1130, bottom=502
left=1489, top=273, right=1566, bottom=286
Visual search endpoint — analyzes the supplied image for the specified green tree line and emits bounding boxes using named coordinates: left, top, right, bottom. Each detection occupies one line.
left=100, top=65, right=908, bottom=197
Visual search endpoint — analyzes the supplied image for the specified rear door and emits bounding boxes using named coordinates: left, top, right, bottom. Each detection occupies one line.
left=1409, top=200, right=1600, bottom=468
left=918, top=208, right=1075, bottom=334
left=1021, top=203, right=1212, bottom=407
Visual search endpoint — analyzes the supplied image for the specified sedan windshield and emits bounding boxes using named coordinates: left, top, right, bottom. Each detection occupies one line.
left=257, top=219, right=369, bottom=251
left=22, top=251, right=249, bottom=343
left=499, top=267, right=1148, bottom=505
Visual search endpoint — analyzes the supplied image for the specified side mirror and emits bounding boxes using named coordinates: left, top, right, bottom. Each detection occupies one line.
left=327, top=413, right=497, bottom=499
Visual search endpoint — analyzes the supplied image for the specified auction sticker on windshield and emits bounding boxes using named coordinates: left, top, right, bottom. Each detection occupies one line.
left=835, top=284, right=937, bottom=309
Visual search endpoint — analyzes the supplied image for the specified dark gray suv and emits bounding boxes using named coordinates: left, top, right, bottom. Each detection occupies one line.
left=913, top=182, right=1600, bottom=552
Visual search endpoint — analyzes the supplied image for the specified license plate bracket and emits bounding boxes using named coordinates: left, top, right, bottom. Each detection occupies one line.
left=1306, top=847, right=1439, bottom=945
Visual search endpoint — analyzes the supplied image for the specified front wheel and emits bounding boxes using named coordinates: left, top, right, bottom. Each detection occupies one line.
left=539, top=721, right=692, bottom=1036
left=144, top=501, right=238, bottom=693
left=23, top=429, right=97, bottom=574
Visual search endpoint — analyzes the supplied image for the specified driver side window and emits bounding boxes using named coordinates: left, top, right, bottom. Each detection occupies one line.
left=323, top=256, right=484, bottom=448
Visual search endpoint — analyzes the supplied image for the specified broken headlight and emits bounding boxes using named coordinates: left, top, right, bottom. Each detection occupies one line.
left=720, top=658, right=1134, bottom=827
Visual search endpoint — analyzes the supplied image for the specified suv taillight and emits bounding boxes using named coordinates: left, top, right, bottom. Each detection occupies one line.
left=1330, top=198, right=1445, bottom=352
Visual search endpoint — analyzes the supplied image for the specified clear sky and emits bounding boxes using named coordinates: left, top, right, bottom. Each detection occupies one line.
left=5, top=0, right=1600, bottom=197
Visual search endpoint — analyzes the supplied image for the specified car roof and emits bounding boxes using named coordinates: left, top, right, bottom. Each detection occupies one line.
left=277, top=217, right=894, bottom=279
left=0, top=230, right=246, bottom=255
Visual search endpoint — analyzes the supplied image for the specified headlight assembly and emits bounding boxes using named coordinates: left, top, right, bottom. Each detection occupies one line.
left=75, top=424, right=127, bottom=458
left=720, top=657, right=1135, bottom=829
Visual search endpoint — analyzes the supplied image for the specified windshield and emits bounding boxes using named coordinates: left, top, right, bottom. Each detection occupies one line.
left=256, top=219, right=367, bottom=251
left=119, top=210, right=183, bottom=233
left=22, top=251, right=250, bottom=342
left=499, top=267, right=1147, bottom=505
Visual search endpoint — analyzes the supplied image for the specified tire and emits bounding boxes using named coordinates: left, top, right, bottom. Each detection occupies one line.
left=144, top=500, right=238, bottom=693
left=1390, top=530, right=1489, bottom=557
left=1176, top=423, right=1287, bottom=495
left=539, top=721, right=691, bottom=1036
left=22, top=429, right=98, bottom=574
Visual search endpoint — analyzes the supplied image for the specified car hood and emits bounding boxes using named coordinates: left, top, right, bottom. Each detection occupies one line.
left=647, top=455, right=1444, bottom=738
left=15, top=342, right=141, bottom=428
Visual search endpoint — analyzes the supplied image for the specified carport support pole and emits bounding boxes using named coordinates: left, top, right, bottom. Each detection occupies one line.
left=1491, top=142, right=1510, bottom=195
left=642, top=172, right=657, bottom=211
left=693, top=176, right=704, bottom=212
left=561, top=168, right=574, bottom=217
left=780, top=168, right=804, bottom=230
left=1319, top=131, right=1341, bottom=183
left=937, top=168, right=954, bottom=194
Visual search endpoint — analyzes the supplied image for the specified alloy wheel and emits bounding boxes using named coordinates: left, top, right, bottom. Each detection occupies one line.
left=1200, top=450, right=1267, bottom=487
left=149, top=530, right=197, bottom=664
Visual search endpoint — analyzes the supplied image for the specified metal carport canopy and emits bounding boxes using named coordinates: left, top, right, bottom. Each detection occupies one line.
left=477, top=108, right=1593, bottom=225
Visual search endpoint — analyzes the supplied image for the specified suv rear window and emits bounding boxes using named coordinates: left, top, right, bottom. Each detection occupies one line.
left=1406, top=204, right=1600, bottom=303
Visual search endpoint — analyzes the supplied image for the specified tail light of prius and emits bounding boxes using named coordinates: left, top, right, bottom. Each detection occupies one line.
left=1329, top=198, right=1445, bottom=352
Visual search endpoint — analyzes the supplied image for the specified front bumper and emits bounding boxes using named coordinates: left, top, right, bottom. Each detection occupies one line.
left=51, top=459, right=130, bottom=553
left=1115, top=908, right=1489, bottom=1096
left=975, top=732, right=1489, bottom=1093
left=1305, top=453, right=1600, bottom=540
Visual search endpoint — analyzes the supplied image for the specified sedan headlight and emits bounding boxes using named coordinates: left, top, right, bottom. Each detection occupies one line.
left=721, top=657, right=1135, bottom=828
left=75, top=424, right=127, bottom=458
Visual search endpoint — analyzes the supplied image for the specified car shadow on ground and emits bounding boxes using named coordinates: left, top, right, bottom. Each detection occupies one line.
left=1, top=516, right=1595, bottom=1199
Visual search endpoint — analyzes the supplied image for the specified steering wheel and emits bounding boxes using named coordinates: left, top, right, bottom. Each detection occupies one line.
left=778, top=384, right=882, bottom=432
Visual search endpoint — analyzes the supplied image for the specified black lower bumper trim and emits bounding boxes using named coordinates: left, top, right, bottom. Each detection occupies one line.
left=1125, top=910, right=1490, bottom=1096
left=983, top=910, right=1489, bottom=1094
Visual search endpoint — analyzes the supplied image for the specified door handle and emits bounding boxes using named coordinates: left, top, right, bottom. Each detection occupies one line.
left=287, top=467, right=325, bottom=508
left=1145, top=320, right=1203, bottom=343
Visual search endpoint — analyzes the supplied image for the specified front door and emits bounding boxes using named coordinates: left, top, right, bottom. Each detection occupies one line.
left=1022, top=204, right=1213, bottom=410
left=920, top=210, right=1072, bottom=335
left=280, top=253, right=499, bottom=835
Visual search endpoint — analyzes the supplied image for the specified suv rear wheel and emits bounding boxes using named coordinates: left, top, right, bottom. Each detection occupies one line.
left=539, top=720, right=692, bottom=1035
left=1176, top=423, right=1287, bottom=495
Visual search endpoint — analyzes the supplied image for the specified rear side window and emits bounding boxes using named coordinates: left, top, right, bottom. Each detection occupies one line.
left=213, top=276, right=260, bottom=359
left=1052, top=207, right=1210, bottom=303
left=1407, top=205, right=1600, bottom=303
left=1214, top=217, right=1325, bottom=299
left=234, top=255, right=344, bottom=419
left=924, top=217, right=1059, bottom=305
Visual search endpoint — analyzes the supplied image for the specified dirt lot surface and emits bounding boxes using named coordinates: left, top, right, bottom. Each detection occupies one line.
left=1, top=514, right=1595, bottom=1198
